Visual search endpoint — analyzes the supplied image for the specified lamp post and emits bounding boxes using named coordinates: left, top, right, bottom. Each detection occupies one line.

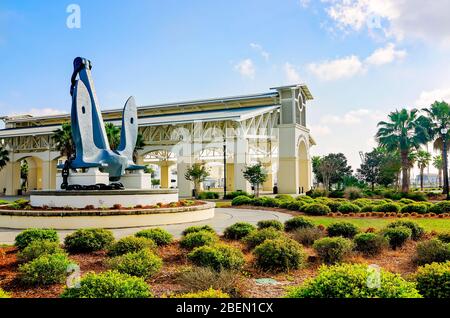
left=441, top=127, right=449, bottom=200
left=223, top=135, right=227, bottom=199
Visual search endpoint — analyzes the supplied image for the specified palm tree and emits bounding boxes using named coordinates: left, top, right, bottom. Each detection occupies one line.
left=376, top=109, right=429, bottom=193
left=53, top=122, right=75, bottom=159
left=433, top=155, right=443, bottom=188
left=0, top=146, right=10, bottom=171
left=422, top=101, right=450, bottom=198
left=105, top=123, right=121, bottom=150
left=416, top=150, right=431, bottom=191
left=133, top=133, right=145, bottom=163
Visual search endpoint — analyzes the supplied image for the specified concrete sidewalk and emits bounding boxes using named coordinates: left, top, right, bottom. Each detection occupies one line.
left=0, top=208, right=292, bottom=245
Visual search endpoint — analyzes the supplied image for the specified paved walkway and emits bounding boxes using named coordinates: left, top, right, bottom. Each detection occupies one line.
left=0, top=208, right=292, bottom=245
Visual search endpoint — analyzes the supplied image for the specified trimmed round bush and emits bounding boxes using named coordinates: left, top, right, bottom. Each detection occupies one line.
left=19, top=253, right=73, bottom=285
left=242, top=228, right=283, bottom=249
left=187, top=244, right=245, bottom=271
left=182, top=225, right=215, bottom=236
left=415, top=239, right=450, bottom=265
left=327, top=222, right=360, bottom=238
left=361, top=205, right=375, bottom=212
left=429, top=201, right=450, bottom=214
left=261, top=197, right=281, bottom=207
left=313, top=237, right=353, bottom=264
left=17, top=240, right=65, bottom=263
left=275, top=194, right=294, bottom=201
left=180, top=231, right=218, bottom=249
left=135, top=228, right=173, bottom=246
left=296, top=195, right=315, bottom=203
left=15, top=229, right=59, bottom=250
left=437, top=232, right=450, bottom=243
left=108, top=236, right=156, bottom=256
left=223, top=222, right=256, bottom=240
left=286, top=201, right=305, bottom=211
left=303, top=203, right=331, bottom=216
left=253, top=238, right=306, bottom=273
left=387, top=220, right=424, bottom=241
left=326, top=201, right=342, bottom=212
left=257, top=219, right=284, bottom=231
left=337, top=203, right=361, bottom=214
left=415, top=261, right=450, bottom=298
left=285, top=263, right=421, bottom=298
left=375, top=203, right=401, bottom=213
left=60, top=270, right=152, bottom=298
left=64, top=228, right=114, bottom=253
left=284, top=216, right=315, bottom=232
left=173, top=288, right=230, bottom=298
left=231, top=195, right=253, bottom=206
left=399, top=198, right=415, bottom=205
left=352, top=198, right=373, bottom=207
left=292, top=227, right=324, bottom=246
left=353, top=233, right=387, bottom=256
left=383, top=226, right=411, bottom=250
left=400, top=203, right=428, bottom=214
left=107, top=249, right=162, bottom=279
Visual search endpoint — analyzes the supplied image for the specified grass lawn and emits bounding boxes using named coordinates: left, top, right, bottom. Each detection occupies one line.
left=306, top=216, right=450, bottom=233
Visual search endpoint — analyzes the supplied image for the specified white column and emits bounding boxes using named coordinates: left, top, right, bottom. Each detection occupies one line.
left=177, top=156, right=193, bottom=197
left=4, top=160, right=21, bottom=196
left=41, top=159, right=57, bottom=190
left=233, top=135, right=251, bottom=192
left=278, top=125, right=299, bottom=194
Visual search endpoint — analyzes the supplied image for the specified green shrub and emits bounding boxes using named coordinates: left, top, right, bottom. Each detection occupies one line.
left=17, top=240, right=65, bottom=263
left=383, top=226, right=411, bottom=250
left=180, top=231, right=218, bottom=249
left=15, top=228, right=59, bottom=250
left=328, top=190, right=344, bottom=198
left=173, top=288, right=230, bottom=298
left=387, top=221, right=424, bottom=241
left=19, top=253, right=72, bottom=285
left=261, top=197, right=281, bottom=207
left=0, top=288, right=10, bottom=298
left=399, top=198, right=415, bottom=205
left=292, top=227, right=324, bottom=246
left=135, top=228, right=173, bottom=246
left=415, top=262, right=450, bottom=298
left=223, top=222, right=256, bottom=240
left=344, top=187, right=363, bottom=200
left=198, top=191, right=220, bottom=199
left=429, top=201, right=450, bottom=214
left=296, top=195, right=315, bottom=203
left=60, top=270, right=152, bottom=298
left=361, top=205, right=375, bottom=212
left=231, top=195, right=254, bottom=206
left=182, top=225, right=215, bottom=236
left=303, top=203, right=331, bottom=216
left=108, top=236, right=156, bottom=256
left=307, top=188, right=327, bottom=198
left=274, top=194, right=294, bottom=201
left=224, top=191, right=252, bottom=200
left=256, top=219, right=284, bottom=231
left=415, top=239, right=450, bottom=265
left=107, top=249, right=162, bottom=279
left=313, top=237, right=353, bottom=264
left=437, top=232, right=450, bottom=243
left=64, top=228, right=114, bottom=253
left=187, top=244, right=245, bottom=271
left=353, top=233, right=387, bottom=256
left=325, top=201, right=342, bottom=212
left=375, top=203, right=401, bottom=213
left=242, top=228, right=283, bottom=249
left=400, top=203, right=428, bottom=214
left=286, top=201, right=305, bottom=211
left=352, top=198, right=373, bottom=207
left=254, top=238, right=306, bottom=272
left=284, top=216, right=315, bottom=232
left=327, top=222, right=360, bottom=238
left=337, top=203, right=361, bottom=214
left=405, top=192, right=427, bottom=202
left=285, top=263, right=421, bottom=298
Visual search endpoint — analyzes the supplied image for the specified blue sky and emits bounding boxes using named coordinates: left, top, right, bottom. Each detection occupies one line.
left=1, top=0, right=450, bottom=172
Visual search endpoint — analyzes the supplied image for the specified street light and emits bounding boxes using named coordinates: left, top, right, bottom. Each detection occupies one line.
left=441, top=127, right=449, bottom=200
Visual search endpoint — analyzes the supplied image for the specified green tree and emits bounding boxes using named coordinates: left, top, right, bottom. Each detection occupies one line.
left=376, top=109, right=428, bottom=193
left=313, top=153, right=352, bottom=190
left=422, top=101, right=450, bottom=197
left=105, top=122, right=121, bottom=150
left=0, top=145, right=9, bottom=172
left=357, top=148, right=384, bottom=190
left=378, top=150, right=401, bottom=188
left=53, top=122, right=75, bottom=159
left=433, top=155, right=443, bottom=188
left=416, top=150, right=431, bottom=191
left=184, top=162, right=209, bottom=198
left=242, top=162, right=268, bottom=197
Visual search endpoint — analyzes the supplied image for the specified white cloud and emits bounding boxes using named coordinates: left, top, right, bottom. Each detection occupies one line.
left=320, top=109, right=383, bottom=125
left=299, top=0, right=310, bottom=8
left=415, top=87, right=450, bottom=107
left=310, top=124, right=331, bottom=136
left=9, top=108, right=65, bottom=117
left=308, top=55, right=365, bottom=81
left=250, top=43, right=270, bottom=61
left=322, top=0, right=450, bottom=46
left=234, top=59, right=255, bottom=79
left=365, top=43, right=406, bottom=65
left=284, top=62, right=301, bottom=83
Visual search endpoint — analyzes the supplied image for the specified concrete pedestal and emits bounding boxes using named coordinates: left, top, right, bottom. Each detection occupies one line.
left=56, top=168, right=109, bottom=190
left=120, top=170, right=152, bottom=189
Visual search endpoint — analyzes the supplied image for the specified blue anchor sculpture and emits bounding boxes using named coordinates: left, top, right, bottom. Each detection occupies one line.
left=61, top=57, right=144, bottom=190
